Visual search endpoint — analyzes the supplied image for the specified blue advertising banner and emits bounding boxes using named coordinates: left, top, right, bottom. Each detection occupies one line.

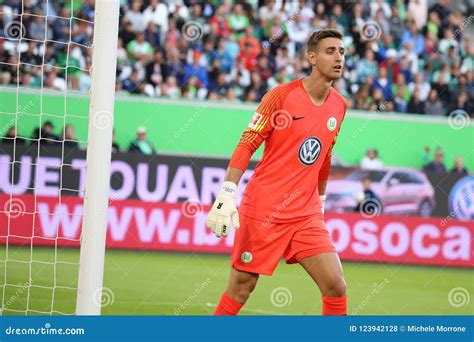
left=0, top=315, right=472, bottom=342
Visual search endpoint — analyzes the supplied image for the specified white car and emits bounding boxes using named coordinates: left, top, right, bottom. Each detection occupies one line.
left=326, top=168, right=436, bottom=217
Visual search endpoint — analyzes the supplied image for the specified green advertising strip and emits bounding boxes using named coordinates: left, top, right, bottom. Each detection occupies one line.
left=0, top=89, right=472, bottom=170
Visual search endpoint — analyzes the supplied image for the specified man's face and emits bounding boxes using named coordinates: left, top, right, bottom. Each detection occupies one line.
left=307, top=37, right=345, bottom=80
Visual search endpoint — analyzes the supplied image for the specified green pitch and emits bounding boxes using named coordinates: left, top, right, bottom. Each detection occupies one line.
left=1, top=245, right=472, bottom=315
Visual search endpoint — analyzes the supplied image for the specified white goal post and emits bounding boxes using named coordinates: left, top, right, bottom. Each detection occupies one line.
left=76, top=0, right=120, bottom=315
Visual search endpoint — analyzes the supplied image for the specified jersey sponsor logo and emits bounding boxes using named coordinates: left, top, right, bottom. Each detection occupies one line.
left=241, top=251, right=253, bottom=263
left=327, top=117, right=337, bottom=131
left=248, top=112, right=263, bottom=129
left=298, top=137, right=322, bottom=166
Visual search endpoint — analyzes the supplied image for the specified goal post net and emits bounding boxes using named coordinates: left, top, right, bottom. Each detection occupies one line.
left=0, top=0, right=119, bottom=315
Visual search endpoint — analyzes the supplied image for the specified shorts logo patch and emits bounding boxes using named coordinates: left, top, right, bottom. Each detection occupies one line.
left=248, top=112, right=262, bottom=129
left=298, top=136, right=322, bottom=166
left=327, top=117, right=337, bottom=131
left=241, top=251, right=253, bottom=263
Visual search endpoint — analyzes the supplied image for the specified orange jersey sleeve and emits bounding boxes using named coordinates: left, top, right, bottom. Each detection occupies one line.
left=229, top=87, right=284, bottom=171
left=318, top=102, right=346, bottom=181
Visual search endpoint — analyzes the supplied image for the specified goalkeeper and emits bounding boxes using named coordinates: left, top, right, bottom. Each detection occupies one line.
left=207, top=29, right=348, bottom=316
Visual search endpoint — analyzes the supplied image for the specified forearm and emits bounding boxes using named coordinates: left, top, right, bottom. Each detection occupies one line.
left=318, top=180, right=328, bottom=196
left=225, top=167, right=244, bottom=185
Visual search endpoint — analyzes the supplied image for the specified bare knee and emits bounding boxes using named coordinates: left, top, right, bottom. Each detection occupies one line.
left=322, top=277, right=347, bottom=297
left=226, top=268, right=259, bottom=304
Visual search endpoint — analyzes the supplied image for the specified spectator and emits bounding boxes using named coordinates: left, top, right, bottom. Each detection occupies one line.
left=129, top=126, right=156, bottom=155
left=360, top=148, right=383, bottom=169
left=183, top=52, right=208, bottom=89
left=31, top=121, right=60, bottom=148
left=408, top=73, right=431, bottom=101
left=450, top=92, right=473, bottom=115
left=393, top=87, right=408, bottom=113
left=401, top=18, right=425, bottom=56
left=407, top=89, right=425, bottom=114
left=357, top=50, right=377, bottom=82
left=127, top=32, right=153, bottom=64
left=62, top=124, right=79, bottom=149
left=391, top=74, right=410, bottom=105
left=228, top=4, right=249, bottom=38
left=143, top=0, right=168, bottom=38
left=373, top=67, right=392, bottom=101
left=408, top=0, right=428, bottom=29
left=355, top=178, right=381, bottom=215
left=423, top=148, right=447, bottom=173
left=2, top=126, right=25, bottom=145
left=259, top=0, right=279, bottom=21
left=450, top=157, right=469, bottom=176
left=29, top=10, right=52, bottom=41
left=424, top=89, right=445, bottom=115
left=125, top=0, right=146, bottom=32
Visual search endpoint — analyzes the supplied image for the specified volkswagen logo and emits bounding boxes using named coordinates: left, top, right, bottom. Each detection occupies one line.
left=298, top=137, right=322, bottom=166
left=449, top=176, right=474, bottom=221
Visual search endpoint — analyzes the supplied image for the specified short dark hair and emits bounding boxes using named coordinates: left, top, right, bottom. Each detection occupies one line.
left=307, top=29, right=343, bottom=52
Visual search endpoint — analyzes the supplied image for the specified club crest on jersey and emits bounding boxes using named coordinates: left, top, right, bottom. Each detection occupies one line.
left=248, top=112, right=263, bottom=129
left=327, top=117, right=337, bottom=131
left=298, top=137, right=322, bottom=166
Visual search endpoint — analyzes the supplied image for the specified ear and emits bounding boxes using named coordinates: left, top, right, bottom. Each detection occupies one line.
left=307, top=50, right=317, bottom=66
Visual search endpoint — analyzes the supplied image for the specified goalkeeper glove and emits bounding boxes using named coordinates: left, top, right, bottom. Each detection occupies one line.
left=320, top=195, right=326, bottom=214
left=207, top=181, right=240, bottom=238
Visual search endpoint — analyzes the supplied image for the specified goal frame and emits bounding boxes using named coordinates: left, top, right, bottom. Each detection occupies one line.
left=75, top=0, right=120, bottom=315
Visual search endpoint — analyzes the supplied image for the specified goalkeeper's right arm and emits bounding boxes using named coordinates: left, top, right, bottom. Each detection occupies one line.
left=206, top=87, right=281, bottom=238
left=206, top=130, right=265, bottom=238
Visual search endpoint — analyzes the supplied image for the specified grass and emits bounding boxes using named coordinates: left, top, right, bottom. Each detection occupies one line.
left=1, top=245, right=472, bottom=315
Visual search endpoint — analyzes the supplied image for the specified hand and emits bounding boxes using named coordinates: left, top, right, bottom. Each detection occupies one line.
left=207, top=181, right=240, bottom=238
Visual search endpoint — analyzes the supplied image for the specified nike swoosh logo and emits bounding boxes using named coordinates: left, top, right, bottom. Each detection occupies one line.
left=293, top=116, right=305, bottom=120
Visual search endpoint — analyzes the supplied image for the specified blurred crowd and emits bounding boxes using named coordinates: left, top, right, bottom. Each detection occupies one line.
left=1, top=121, right=157, bottom=154
left=0, top=0, right=473, bottom=117
left=359, top=146, right=470, bottom=174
